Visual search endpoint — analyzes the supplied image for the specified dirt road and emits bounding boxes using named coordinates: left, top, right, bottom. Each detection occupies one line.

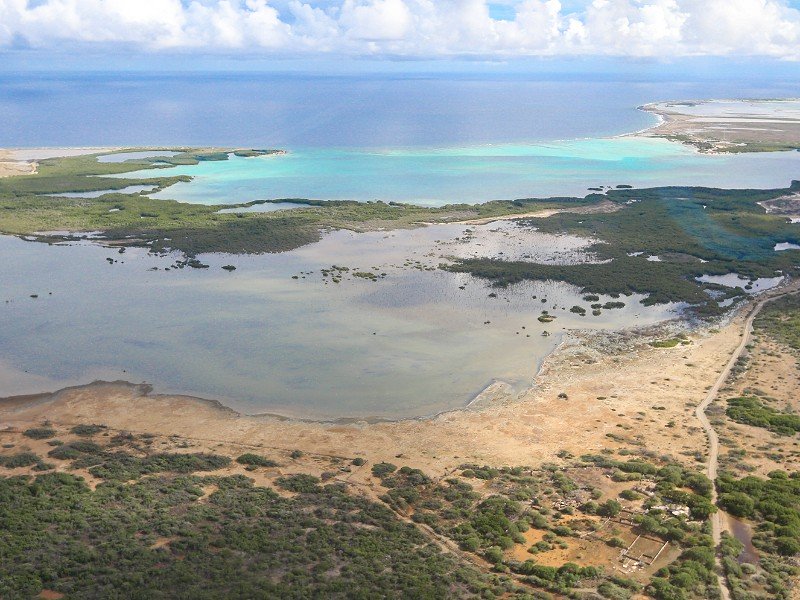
left=696, top=282, right=799, bottom=600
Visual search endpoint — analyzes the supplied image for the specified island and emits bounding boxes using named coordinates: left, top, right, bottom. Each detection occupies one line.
left=1, top=102, right=800, bottom=599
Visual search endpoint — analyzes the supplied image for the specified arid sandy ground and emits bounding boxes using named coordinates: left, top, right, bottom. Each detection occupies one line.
left=713, top=323, right=800, bottom=479
left=0, top=305, right=754, bottom=479
left=640, top=100, right=800, bottom=153
left=0, top=149, right=36, bottom=177
left=0, top=147, right=116, bottom=177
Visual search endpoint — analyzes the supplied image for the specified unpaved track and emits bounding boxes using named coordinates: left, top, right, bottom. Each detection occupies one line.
left=696, top=282, right=799, bottom=600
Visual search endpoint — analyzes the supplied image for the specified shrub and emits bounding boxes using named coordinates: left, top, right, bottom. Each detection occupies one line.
left=619, top=489, right=642, bottom=501
left=235, top=453, right=278, bottom=468
left=647, top=577, right=687, bottom=600
left=484, top=546, right=504, bottom=564
left=23, top=427, right=56, bottom=440
left=598, top=581, right=632, bottom=600
left=70, top=424, right=107, bottom=436
left=775, top=536, right=800, bottom=556
left=597, top=499, right=622, bottom=517
left=726, top=396, right=800, bottom=436
left=275, top=474, right=321, bottom=493
left=371, top=462, right=397, bottom=477
left=718, top=492, right=755, bottom=518
left=1, top=452, right=40, bottom=468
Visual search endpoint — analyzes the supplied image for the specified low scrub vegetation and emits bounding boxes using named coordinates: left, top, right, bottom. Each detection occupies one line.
left=726, top=396, right=800, bottom=436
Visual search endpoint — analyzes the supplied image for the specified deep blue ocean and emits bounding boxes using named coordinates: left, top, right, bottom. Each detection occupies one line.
left=1, top=71, right=799, bottom=148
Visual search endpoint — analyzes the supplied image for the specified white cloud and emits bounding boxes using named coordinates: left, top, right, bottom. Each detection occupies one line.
left=0, top=0, right=799, bottom=58
left=339, top=0, right=412, bottom=40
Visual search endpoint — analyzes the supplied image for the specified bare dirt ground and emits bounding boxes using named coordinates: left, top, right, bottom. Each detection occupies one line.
left=639, top=100, right=800, bottom=153
left=0, top=147, right=116, bottom=177
left=0, top=150, right=36, bottom=177
left=713, top=336, right=800, bottom=478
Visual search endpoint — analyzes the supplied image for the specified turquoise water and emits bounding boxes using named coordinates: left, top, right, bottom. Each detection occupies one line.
left=121, top=137, right=800, bottom=205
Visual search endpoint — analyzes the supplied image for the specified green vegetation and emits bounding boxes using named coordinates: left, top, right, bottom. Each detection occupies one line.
left=0, top=452, right=42, bottom=469
left=275, top=473, right=323, bottom=493
left=22, top=427, right=56, bottom=440
left=45, top=440, right=232, bottom=480
left=0, top=149, right=593, bottom=256
left=726, top=396, right=800, bottom=436
left=650, top=334, right=690, bottom=348
left=717, top=471, right=800, bottom=556
left=235, top=453, right=279, bottom=467
left=445, top=184, right=800, bottom=315
left=70, top=423, right=107, bottom=436
left=0, top=470, right=519, bottom=598
left=650, top=338, right=681, bottom=348
left=754, top=292, right=800, bottom=349
left=720, top=532, right=795, bottom=600
left=648, top=545, right=719, bottom=600
left=369, top=456, right=724, bottom=599
left=0, top=424, right=743, bottom=599
left=371, top=462, right=398, bottom=477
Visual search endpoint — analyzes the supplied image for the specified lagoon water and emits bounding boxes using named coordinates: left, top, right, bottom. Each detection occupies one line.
left=1, top=71, right=799, bottom=417
left=127, top=138, right=800, bottom=205
left=0, top=226, right=680, bottom=419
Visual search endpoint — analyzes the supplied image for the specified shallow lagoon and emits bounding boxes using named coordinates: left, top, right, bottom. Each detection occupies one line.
left=0, top=223, right=680, bottom=419
left=120, top=137, right=800, bottom=205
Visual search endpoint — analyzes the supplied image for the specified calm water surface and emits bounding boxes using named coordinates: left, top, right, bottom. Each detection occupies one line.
left=0, top=225, right=680, bottom=419
left=2, top=71, right=798, bottom=148
left=120, top=138, right=800, bottom=205
left=2, top=72, right=798, bottom=417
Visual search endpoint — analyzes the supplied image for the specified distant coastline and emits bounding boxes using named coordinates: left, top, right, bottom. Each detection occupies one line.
left=637, top=98, right=800, bottom=153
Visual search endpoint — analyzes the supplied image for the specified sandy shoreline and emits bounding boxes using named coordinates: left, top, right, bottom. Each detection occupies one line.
left=3, top=97, right=797, bottom=179
left=637, top=98, right=800, bottom=153
left=0, top=297, right=757, bottom=474
left=0, top=146, right=120, bottom=177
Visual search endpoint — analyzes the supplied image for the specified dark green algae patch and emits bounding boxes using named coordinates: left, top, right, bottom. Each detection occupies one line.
left=2, top=148, right=800, bottom=317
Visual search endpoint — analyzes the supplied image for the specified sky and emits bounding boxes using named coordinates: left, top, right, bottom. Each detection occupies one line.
left=2, top=0, right=800, bottom=65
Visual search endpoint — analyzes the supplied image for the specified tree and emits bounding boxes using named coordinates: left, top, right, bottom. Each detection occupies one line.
left=598, top=499, right=622, bottom=517
left=718, top=492, right=755, bottom=518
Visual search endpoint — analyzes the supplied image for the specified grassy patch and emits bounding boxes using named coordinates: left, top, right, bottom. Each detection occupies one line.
left=650, top=335, right=690, bottom=348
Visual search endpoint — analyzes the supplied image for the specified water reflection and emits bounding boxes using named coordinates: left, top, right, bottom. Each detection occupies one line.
left=0, top=222, right=681, bottom=419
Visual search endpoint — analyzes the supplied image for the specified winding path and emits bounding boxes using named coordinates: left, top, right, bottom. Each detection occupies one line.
left=695, top=283, right=799, bottom=600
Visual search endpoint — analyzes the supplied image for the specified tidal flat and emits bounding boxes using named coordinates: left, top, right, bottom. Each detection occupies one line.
left=0, top=221, right=680, bottom=420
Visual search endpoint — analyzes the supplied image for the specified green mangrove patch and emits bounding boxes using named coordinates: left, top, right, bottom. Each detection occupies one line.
left=2, top=150, right=800, bottom=316
left=445, top=184, right=800, bottom=315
